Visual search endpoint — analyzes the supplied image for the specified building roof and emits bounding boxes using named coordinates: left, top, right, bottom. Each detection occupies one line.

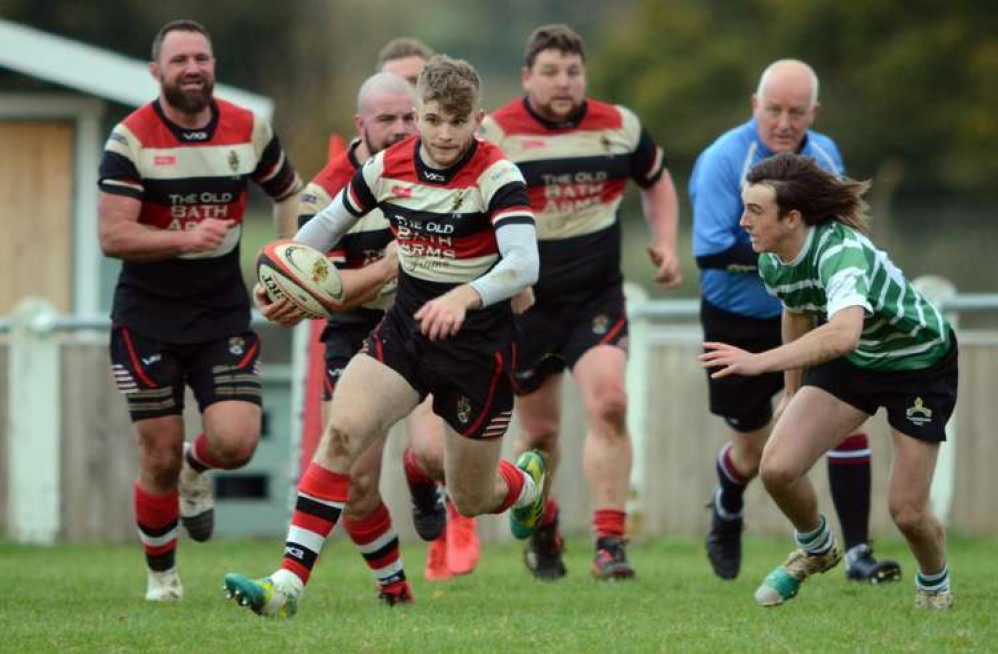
left=0, top=18, right=274, bottom=119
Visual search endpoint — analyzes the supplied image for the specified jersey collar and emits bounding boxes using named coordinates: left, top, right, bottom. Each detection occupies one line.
left=414, top=137, right=479, bottom=185
left=154, top=99, right=220, bottom=144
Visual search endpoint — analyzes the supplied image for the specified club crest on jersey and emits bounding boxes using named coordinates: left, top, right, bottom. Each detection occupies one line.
left=592, top=314, right=610, bottom=335
left=228, top=150, right=240, bottom=173
left=906, top=397, right=933, bottom=426
left=228, top=337, right=245, bottom=356
left=456, top=396, right=472, bottom=424
left=600, top=135, right=613, bottom=152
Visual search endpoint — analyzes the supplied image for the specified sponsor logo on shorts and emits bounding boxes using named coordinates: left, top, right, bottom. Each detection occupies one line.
left=228, top=337, right=246, bottom=356
left=456, top=396, right=472, bottom=425
left=905, top=396, right=933, bottom=426
left=141, top=354, right=162, bottom=366
left=592, top=314, right=609, bottom=335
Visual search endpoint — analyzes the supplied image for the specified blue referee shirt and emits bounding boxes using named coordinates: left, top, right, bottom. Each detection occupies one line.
left=690, top=118, right=844, bottom=318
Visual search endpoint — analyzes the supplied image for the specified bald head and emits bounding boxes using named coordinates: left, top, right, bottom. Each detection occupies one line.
left=756, top=59, right=819, bottom=106
left=357, top=71, right=416, bottom=114
left=752, top=59, right=821, bottom=153
left=354, top=72, right=417, bottom=156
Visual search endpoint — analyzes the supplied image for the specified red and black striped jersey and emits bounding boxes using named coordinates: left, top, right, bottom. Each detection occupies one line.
left=99, top=99, right=299, bottom=342
left=479, top=98, right=666, bottom=298
left=299, top=139, right=394, bottom=325
left=342, top=135, right=533, bottom=336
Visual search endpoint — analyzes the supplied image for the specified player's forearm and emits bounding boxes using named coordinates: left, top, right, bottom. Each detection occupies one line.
left=99, top=220, right=190, bottom=262
left=294, top=190, right=359, bottom=252
left=273, top=191, right=300, bottom=240
left=760, top=317, right=861, bottom=373
left=469, top=223, right=539, bottom=307
left=780, top=310, right=813, bottom=394
left=337, top=260, right=396, bottom=310
left=641, top=171, right=679, bottom=250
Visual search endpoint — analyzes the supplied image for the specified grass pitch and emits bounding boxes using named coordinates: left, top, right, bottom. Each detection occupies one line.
left=2, top=534, right=994, bottom=653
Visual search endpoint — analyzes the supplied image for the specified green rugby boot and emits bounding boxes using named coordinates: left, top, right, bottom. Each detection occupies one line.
left=510, top=450, right=548, bottom=540
left=754, top=541, right=841, bottom=607
left=223, top=571, right=302, bottom=618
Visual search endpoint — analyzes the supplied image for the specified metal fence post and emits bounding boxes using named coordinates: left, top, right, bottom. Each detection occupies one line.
left=7, top=297, right=61, bottom=544
left=624, top=282, right=650, bottom=536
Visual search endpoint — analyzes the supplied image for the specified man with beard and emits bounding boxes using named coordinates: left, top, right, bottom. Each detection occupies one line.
left=98, top=20, right=301, bottom=602
left=478, top=24, right=681, bottom=581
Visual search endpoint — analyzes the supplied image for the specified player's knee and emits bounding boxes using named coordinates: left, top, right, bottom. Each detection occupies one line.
left=888, top=498, right=929, bottom=534
left=520, top=420, right=559, bottom=451
left=589, top=386, right=627, bottom=429
left=759, top=456, right=798, bottom=492
left=211, top=437, right=257, bottom=469
left=321, top=422, right=363, bottom=465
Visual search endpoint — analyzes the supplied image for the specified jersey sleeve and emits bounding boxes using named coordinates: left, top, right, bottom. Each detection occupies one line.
left=618, top=106, right=665, bottom=189
left=251, top=116, right=301, bottom=200
left=341, top=154, right=384, bottom=217
left=98, top=124, right=144, bottom=200
left=476, top=116, right=506, bottom=148
left=817, top=232, right=873, bottom=319
left=478, top=158, right=534, bottom=229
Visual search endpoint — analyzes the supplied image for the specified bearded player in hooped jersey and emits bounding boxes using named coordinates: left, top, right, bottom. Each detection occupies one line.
left=702, top=153, right=958, bottom=610
left=478, top=24, right=681, bottom=580
left=98, top=20, right=301, bottom=602
left=224, top=55, right=550, bottom=618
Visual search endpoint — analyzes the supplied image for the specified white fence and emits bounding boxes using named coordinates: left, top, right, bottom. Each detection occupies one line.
left=3, top=282, right=998, bottom=544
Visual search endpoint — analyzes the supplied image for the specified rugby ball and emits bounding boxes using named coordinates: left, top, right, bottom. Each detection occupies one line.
left=257, top=240, right=345, bottom=319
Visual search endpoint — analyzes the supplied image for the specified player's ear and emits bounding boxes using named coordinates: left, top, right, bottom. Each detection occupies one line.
left=149, top=60, right=159, bottom=82
left=473, top=109, right=485, bottom=130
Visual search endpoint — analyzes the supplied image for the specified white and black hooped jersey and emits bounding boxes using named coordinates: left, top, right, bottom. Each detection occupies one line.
left=341, top=135, right=534, bottom=336
left=99, top=99, right=299, bottom=342
left=479, top=98, right=665, bottom=297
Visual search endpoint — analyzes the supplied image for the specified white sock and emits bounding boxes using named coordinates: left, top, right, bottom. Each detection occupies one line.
left=513, top=470, right=538, bottom=509
left=271, top=568, right=305, bottom=595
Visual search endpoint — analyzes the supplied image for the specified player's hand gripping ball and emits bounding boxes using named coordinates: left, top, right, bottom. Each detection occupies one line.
left=256, top=240, right=345, bottom=319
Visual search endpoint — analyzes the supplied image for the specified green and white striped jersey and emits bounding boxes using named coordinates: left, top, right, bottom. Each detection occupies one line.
left=759, top=221, right=951, bottom=371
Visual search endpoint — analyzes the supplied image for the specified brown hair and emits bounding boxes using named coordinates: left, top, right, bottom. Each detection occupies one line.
left=416, top=55, right=481, bottom=117
left=746, top=153, right=871, bottom=235
left=376, top=37, right=435, bottom=69
left=151, top=20, right=211, bottom=62
left=524, top=24, right=585, bottom=68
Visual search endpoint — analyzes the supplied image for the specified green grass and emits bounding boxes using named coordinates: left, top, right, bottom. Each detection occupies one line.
left=2, top=535, right=995, bottom=653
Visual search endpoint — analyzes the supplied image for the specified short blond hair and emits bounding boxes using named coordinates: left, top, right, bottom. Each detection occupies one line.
left=416, top=55, right=481, bottom=118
